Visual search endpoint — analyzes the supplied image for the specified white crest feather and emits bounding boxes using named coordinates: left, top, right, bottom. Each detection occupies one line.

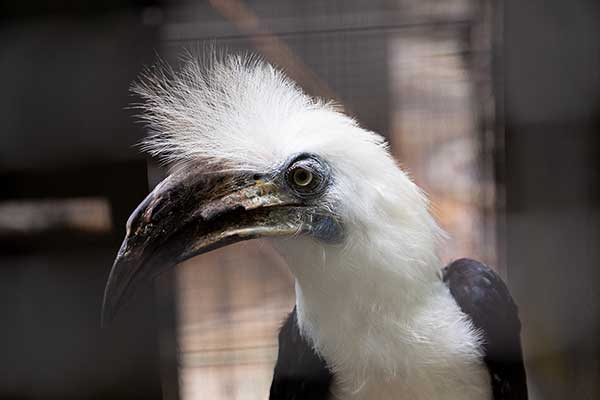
left=133, top=51, right=349, bottom=171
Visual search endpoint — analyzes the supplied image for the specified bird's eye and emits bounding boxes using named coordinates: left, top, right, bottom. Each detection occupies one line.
left=285, top=154, right=329, bottom=198
left=292, top=167, right=313, bottom=187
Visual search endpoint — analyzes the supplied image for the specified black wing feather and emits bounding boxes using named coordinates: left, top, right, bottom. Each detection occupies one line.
left=443, top=258, right=528, bottom=400
left=269, top=307, right=333, bottom=400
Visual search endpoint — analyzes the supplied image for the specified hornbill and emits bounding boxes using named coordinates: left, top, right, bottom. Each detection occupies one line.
left=102, top=53, right=527, bottom=400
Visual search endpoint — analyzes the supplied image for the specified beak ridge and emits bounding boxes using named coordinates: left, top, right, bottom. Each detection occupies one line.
left=101, top=166, right=302, bottom=326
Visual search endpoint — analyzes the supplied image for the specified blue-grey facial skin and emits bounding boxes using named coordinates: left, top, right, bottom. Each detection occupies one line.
left=308, top=213, right=345, bottom=244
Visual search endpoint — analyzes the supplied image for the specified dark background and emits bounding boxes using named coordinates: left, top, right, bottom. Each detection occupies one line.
left=0, top=1, right=174, bottom=399
left=0, top=0, right=599, bottom=399
left=502, top=1, right=600, bottom=398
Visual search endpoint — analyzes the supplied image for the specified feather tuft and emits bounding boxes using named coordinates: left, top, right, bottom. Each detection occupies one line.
left=132, top=51, right=336, bottom=171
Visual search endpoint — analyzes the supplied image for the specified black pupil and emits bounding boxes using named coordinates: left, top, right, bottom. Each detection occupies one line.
left=294, top=168, right=310, bottom=185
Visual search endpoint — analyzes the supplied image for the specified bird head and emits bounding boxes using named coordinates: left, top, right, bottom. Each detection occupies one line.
left=102, top=53, right=444, bottom=325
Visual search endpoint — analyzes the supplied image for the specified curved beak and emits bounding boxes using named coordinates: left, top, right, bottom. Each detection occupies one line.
left=101, top=164, right=306, bottom=325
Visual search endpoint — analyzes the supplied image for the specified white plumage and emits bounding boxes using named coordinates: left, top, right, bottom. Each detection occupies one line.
left=134, top=52, right=492, bottom=400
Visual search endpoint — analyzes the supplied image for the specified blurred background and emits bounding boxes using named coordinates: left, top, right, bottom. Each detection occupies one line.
left=0, top=1, right=598, bottom=399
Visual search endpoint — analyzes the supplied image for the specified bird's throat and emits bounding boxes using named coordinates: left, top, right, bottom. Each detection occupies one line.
left=277, top=237, right=439, bottom=360
left=293, top=273, right=490, bottom=400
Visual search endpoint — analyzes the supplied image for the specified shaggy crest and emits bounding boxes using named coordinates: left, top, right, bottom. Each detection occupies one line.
left=132, top=52, right=387, bottom=172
